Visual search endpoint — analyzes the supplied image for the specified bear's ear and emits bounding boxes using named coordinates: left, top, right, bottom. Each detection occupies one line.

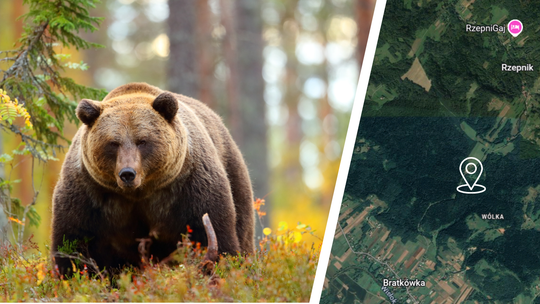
left=76, top=99, right=102, bottom=126
left=152, top=92, right=178, bottom=123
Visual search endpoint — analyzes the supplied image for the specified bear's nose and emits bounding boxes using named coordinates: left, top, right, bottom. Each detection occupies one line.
left=119, top=167, right=136, bottom=183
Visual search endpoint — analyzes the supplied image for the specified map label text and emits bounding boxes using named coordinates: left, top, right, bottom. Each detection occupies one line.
left=383, top=278, right=426, bottom=287
left=481, top=213, right=505, bottom=220
left=501, top=64, right=534, bottom=73
left=381, top=286, right=397, bottom=304
left=466, top=24, right=505, bottom=33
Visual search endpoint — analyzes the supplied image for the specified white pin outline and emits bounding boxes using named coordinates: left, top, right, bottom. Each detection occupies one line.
left=456, top=157, right=486, bottom=194
left=309, top=0, right=388, bottom=302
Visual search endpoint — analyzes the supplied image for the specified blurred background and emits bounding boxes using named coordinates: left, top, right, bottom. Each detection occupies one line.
left=0, top=0, right=375, bottom=249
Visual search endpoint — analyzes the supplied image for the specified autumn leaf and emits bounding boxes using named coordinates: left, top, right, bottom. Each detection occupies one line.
left=8, top=217, right=24, bottom=226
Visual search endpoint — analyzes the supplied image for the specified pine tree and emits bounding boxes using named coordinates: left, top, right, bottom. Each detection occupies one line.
left=0, top=0, right=106, bottom=248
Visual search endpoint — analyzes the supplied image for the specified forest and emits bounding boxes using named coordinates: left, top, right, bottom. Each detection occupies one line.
left=341, top=0, right=540, bottom=296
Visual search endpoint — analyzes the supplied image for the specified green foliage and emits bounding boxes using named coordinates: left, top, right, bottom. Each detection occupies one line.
left=1, top=0, right=107, bottom=156
left=57, top=236, right=78, bottom=255
left=23, top=0, right=103, bottom=50
left=0, top=0, right=106, bottom=249
left=7, top=197, right=41, bottom=228
left=0, top=106, right=17, bottom=124
left=0, top=231, right=319, bottom=302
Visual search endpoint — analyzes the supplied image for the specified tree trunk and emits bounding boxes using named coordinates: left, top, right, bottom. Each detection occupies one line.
left=220, top=0, right=241, bottom=143
left=167, top=1, right=199, bottom=97
left=194, top=1, right=214, bottom=107
left=355, top=0, right=376, bottom=65
left=282, top=4, right=303, bottom=197
left=222, top=0, right=269, bottom=228
left=167, top=0, right=269, bottom=229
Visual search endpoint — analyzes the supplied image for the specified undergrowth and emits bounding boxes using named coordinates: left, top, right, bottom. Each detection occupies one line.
left=0, top=229, right=319, bottom=302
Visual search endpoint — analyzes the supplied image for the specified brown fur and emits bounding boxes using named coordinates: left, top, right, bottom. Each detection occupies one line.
left=51, top=83, right=255, bottom=276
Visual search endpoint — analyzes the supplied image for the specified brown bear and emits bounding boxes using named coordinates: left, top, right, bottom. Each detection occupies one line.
left=51, top=82, right=255, bottom=276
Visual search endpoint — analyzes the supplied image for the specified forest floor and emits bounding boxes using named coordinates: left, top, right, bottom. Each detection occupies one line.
left=0, top=230, right=319, bottom=302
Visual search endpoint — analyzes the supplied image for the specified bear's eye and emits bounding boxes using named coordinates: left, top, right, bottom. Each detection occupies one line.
left=137, top=140, right=146, bottom=147
left=108, top=142, right=120, bottom=148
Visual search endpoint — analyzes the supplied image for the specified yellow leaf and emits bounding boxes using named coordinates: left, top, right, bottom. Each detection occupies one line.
left=36, top=263, right=46, bottom=285
left=263, top=227, right=272, bottom=235
left=293, top=231, right=302, bottom=243
left=278, top=221, right=288, bottom=231
left=63, top=280, right=71, bottom=293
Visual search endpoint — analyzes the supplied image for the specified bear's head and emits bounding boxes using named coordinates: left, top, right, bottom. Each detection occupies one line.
left=76, top=85, right=188, bottom=195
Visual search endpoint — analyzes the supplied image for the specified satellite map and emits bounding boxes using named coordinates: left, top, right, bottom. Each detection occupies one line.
left=322, top=0, right=540, bottom=303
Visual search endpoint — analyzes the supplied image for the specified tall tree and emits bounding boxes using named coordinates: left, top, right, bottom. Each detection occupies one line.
left=0, top=0, right=105, bottom=248
left=167, top=1, right=214, bottom=107
left=167, top=1, right=199, bottom=98
left=194, top=1, right=214, bottom=107
left=167, top=0, right=269, bottom=228
left=356, top=0, right=376, bottom=65
left=224, top=0, right=268, bottom=226
left=280, top=6, right=303, bottom=195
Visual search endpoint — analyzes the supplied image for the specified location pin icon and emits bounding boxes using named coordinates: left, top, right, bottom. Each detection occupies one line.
left=459, top=157, right=483, bottom=190
left=508, top=19, right=523, bottom=37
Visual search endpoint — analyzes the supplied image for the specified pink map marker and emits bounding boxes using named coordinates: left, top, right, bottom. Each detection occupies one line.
left=508, top=19, right=523, bottom=37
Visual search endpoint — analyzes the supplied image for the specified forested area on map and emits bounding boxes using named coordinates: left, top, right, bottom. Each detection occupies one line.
left=323, top=0, right=540, bottom=303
